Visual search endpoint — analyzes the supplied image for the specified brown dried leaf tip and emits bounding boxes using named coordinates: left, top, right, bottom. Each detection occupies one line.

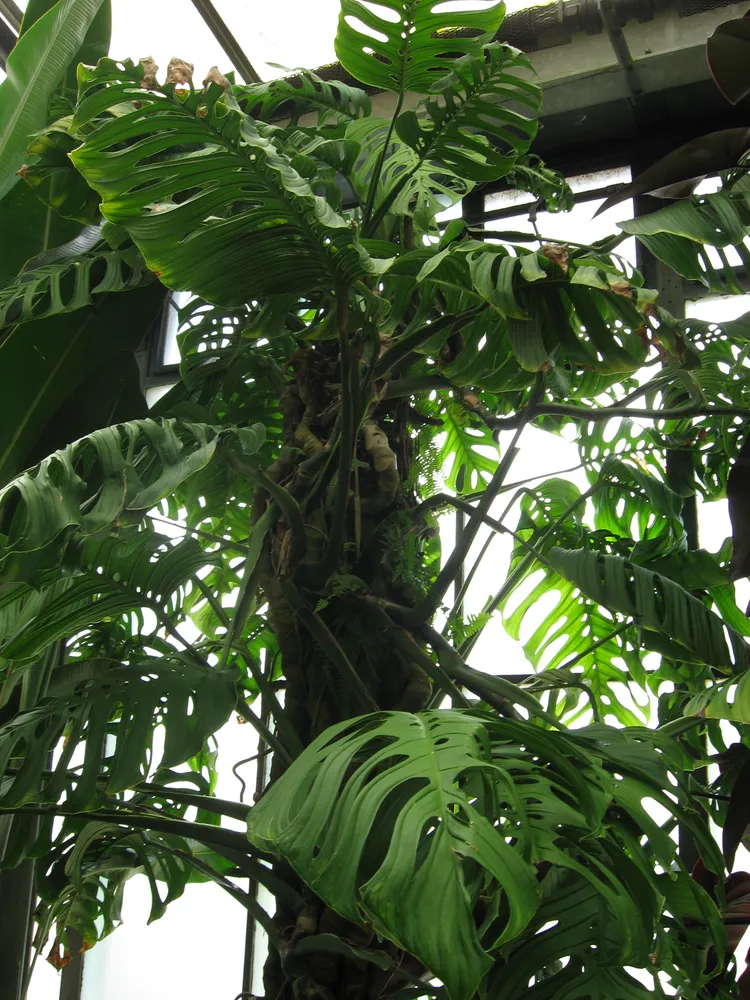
left=139, top=56, right=159, bottom=89
left=541, top=243, right=569, bottom=273
left=167, top=58, right=195, bottom=85
left=203, top=66, right=231, bottom=90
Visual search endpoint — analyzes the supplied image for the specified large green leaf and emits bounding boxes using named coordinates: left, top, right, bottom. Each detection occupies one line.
left=438, top=399, right=498, bottom=492
left=334, top=0, right=506, bottom=95
left=0, top=417, right=264, bottom=585
left=0, top=282, right=164, bottom=487
left=549, top=546, right=748, bottom=671
left=66, top=60, right=383, bottom=305
left=21, top=0, right=111, bottom=88
left=247, top=710, right=722, bottom=1000
left=20, top=121, right=103, bottom=225
left=414, top=241, right=650, bottom=374
left=248, top=709, right=539, bottom=1000
left=0, top=0, right=107, bottom=200
left=395, top=44, right=540, bottom=186
left=498, top=479, right=648, bottom=725
left=0, top=179, right=82, bottom=289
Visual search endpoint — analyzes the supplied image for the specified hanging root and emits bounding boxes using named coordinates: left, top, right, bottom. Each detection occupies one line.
left=362, top=420, right=399, bottom=513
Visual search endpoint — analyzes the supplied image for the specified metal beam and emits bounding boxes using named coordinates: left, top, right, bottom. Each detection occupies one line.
left=0, top=0, right=21, bottom=33
left=189, top=0, right=262, bottom=84
left=0, top=861, right=36, bottom=1000
left=0, top=16, right=15, bottom=71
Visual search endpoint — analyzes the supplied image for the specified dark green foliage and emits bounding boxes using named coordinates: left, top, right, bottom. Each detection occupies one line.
left=1, top=2, right=750, bottom=998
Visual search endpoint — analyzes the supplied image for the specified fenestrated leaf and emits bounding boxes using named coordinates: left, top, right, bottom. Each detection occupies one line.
left=67, top=60, right=381, bottom=306
left=592, top=455, right=684, bottom=552
left=0, top=532, right=213, bottom=662
left=498, top=479, right=647, bottom=724
left=334, top=0, right=506, bottom=95
left=248, top=710, right=721, bottom=1000
left=435, top=242, right=649, bottom=375
left=620, top=176, right=750, bottom=290
left=438, top=399, right=498, bottom=492
left=548, top=546, right=748, bottom=671
left=247, top=710, right=543, bottom=1000
left=346, top=116, right=466, bottom=232
left=0, top=0, right=107, bottom=200
left=506, top=154, right=574, bottom=213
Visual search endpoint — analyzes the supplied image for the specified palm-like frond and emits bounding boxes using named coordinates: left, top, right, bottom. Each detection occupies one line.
left=235, top=71, right=371, bottom=125
left=0, top=655, right=237, bottom=809
left=0, top=417, right=263, bottom=584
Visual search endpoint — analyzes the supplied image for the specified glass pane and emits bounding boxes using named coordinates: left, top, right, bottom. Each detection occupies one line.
left=26, top=957, right=61, bottom=1000
left=485, top=199, right=637, bottom=268
left=161, top=290, right=194, bottom=368
left=146, top=385, right=172, bottom=408
left=210, top=0, right=338, bottom=81
left=109, top=1, right=229, bottom=84
left=106, top=0, right=561, bottom=83
left=484, top=189, right=536, bottom=214
left=436, top=201, right=463, bottom=224
left=686, top=294, right=750, bottom=324
left=80, top=716, right=258, bottom=1000
left=80, top=881, right=247, bottom=1000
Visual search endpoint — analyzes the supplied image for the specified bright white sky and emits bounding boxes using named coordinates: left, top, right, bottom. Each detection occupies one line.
left=4, top=0, right=555, bottom=82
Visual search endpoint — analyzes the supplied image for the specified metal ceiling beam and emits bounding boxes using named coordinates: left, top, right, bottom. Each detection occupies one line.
left=0, top=17, right=15, bottom=71
left=189, top=0, right=262, bottom=84
left=0, top=0, right=21, bottom=34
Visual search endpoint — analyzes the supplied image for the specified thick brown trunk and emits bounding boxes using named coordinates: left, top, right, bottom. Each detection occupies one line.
left=254, top=346, right=433, bottom=1000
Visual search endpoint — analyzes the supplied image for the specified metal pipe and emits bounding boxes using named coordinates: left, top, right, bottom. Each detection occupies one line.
left=189, top=0, right=262, bottom=84
left=599, top=0, right=643, bottom=98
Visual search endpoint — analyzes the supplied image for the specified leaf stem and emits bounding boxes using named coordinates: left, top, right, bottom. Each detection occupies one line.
left=363, top=93, right=404, bottom=232
left=459, top=482, right=599, bottom=658
left=407, top=398, right=536, bottom=625
left=491, top=402, right=750, bottom=431
left=301, top=290, right=355, bottom=587
left=148, top=513, right=248, bottom=554
left=376, top=306, right=486, bottom=378
left=217, top=503, right=278, bottom=672
left=236, top=697, right=292, bottom=766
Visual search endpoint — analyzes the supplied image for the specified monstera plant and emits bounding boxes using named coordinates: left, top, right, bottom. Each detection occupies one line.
left=3, top=1, right=750, bottom=998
